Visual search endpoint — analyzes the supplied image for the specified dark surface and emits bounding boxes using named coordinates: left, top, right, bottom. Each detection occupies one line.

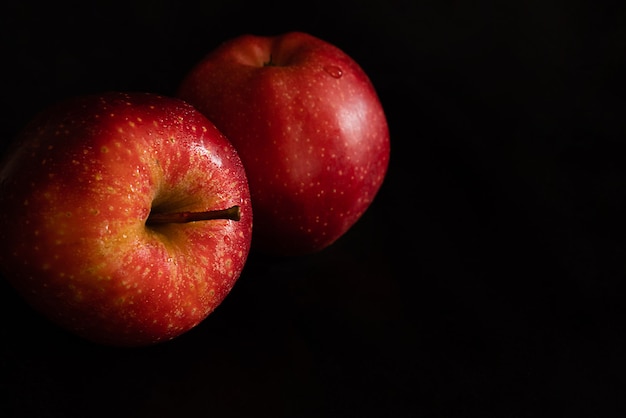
left=2, top=1, right=625, bottom=417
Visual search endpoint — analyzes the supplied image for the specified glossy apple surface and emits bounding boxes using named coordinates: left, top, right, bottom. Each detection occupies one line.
left=0, top=92, right=252, bottom=346
left=177, top=32, right=390, bottom=255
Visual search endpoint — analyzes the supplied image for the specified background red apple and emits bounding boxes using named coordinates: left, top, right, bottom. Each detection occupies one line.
left=177, top=31, right=390, bottom=255
left=0, top=91, right=252, bottom=346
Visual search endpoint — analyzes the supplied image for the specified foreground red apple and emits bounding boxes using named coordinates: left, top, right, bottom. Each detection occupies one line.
left=0, top=92, right=252, bottom=346
left=177, top=31, right=390, bottom=255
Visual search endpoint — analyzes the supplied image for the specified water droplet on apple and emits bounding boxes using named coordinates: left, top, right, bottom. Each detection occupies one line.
left=323, top=65, right=343, bottom=78
left=223, top=235, right=231, bottom=245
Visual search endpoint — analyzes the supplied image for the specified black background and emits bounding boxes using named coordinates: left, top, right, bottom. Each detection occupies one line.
left=2, top=1, right=625, bottom=417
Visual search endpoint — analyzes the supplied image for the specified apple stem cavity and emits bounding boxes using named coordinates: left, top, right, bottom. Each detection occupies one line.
left=146, top=205, right=241, bottom=225
left=264, top=54, right=275, bottom=66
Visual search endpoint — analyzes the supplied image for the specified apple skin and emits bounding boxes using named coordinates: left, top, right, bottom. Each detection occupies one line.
left=0, top=92, right=252, bottom=346
left=177, top=32, right=390, bottom=255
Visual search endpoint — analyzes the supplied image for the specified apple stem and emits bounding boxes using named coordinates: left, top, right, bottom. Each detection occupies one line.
left=146, top=205, right=241, bottom=225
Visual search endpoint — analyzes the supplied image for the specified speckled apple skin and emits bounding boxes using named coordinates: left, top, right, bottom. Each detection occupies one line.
left=177, top=32, right=390, bottom=255
left=0, top=92, right=252, bottom=346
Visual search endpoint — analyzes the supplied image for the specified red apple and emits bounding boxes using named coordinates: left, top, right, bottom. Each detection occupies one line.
left=0, top=91, right=252, bottom=346
left=177, top=31, right=390, bottom=255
